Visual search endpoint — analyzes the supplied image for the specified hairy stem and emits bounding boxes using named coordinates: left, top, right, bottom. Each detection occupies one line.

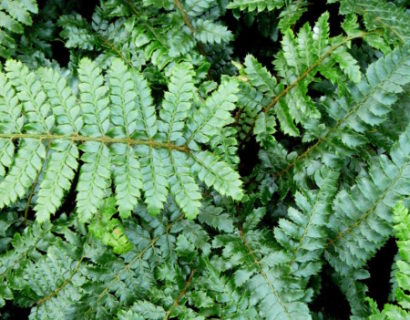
left=163, top=268, right=196, bottom=320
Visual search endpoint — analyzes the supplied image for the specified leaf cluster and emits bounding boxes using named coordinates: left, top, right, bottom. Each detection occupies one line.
left=0, top=0, right=409, bottom=319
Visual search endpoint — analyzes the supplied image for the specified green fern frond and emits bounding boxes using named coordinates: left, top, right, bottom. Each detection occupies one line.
left=0, top=221, right=53, bottom=307
left=159, top=63, right=196, bottom=142
left=0, top=58, right=243, bottom=222
left=273, top=45, right=410, bottom=182
left=210, top=126, right=239, bottom=166
left=0, top=0, right=38, bottom=58
left=325, top=124, right=410, bottom=276
left=57, top=14, right=96, bottom=51
left=275, top=168, right=339, bottom=280
left=237, top=12, right=363, bottom=141
left=58, top=0, right=231, bottom=71
left=2, top=1, right=409, bottom=318
left=227, top=0, right=284, bottom=13
left=391, top=202, right=410, bottom=313
left=194, top=19, right=233, bottom=44
left=213, top=222, right=312, bottom=319
left=337, top=0, right=410, bottom=47
left=277, top=1, right=308, bottom=32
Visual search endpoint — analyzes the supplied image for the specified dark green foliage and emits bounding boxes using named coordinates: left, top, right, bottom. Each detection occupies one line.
left=0, top=0, right=38, bottom=58
left=0, top=0, right=409, bottom=319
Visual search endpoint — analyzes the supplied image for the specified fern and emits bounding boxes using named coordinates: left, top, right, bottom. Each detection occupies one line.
left=0, top=0, right=38, bottom=58
left=275, top=168, right=339, bottom=281
left=236, top=12, right=363, bottom=141
left=57, top=0, right=232, bottom=72
left=324, top=125, right=410, bottom=317
left=1, top=1, right=410, bottom=319
left=336, top=0, right=410, bottom=48
left=255, top=45, right=410, bottom=198
left=0, top=58, right=243, bottom=222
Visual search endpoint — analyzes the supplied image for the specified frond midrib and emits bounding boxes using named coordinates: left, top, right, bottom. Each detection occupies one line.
left=0, top=133, right=190, bottom=153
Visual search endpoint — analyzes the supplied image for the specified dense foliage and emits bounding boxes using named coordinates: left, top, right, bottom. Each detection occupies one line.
left=0, top=0, right=409, bottom=319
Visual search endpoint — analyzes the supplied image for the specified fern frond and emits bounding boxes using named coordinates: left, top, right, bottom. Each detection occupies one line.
left=275, top=168, right=339, bottom=279
left=277, top=0, right=308, bottom=32
left=6, top=60, right=53, bottom=133
left=133, top=69, right=157, bottom=138
left=184, top=0, right=213, bottom=17
left=138, top=146, right=169, bottom=216
left=191, top=151, right=243, bottom=200
left=227, top=0, right=284, bottom=13
left=198, top=204, right=234, bottom=233
left=0, top=222, right=53, bottom=306
left=0, top=139, right=46, bottom=207
left=38, top=68, right=83, bottom=135
left=214, top=225, right=312, bottom=319
left=367, top=202, right=410, bottom=319
left=57, top=14, right=96, bottom=51
left=210, top=126, right=239, bottom=166
left=15, top=243, right=81, bottom=305
left=34, top=142, right=78, bottom=222
left=0, top=59, right=242, bottom=221
left=108, top=59, right=142, bottom=218
left=244, top=54, right=277, bottom=97
left=275, top=45, right=410, bottom=179
left=169, top=151, right=202, bottom=219
left=338, top=0, right=410, bottom=46
left=3, top=1, right=409, bottom=318
left=391, top=202, right=410, bottom=313
left=0, top=58, right=242, bottom=221
left=325, top=124, right=410, bottom=276
left=237, top=13, right=363, bottom=141
left=78, top=58, right=109, bottom=137
left=0, top=72, right=23, bottom=177
left=58, top=0, right=231, bottom=71
left=0, top=0, right=38, bottom=58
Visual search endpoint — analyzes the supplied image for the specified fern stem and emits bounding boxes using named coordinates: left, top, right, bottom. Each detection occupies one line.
left=0, top=133, right=190, bottom=153
left=163, top=268, right=196, bottom=320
